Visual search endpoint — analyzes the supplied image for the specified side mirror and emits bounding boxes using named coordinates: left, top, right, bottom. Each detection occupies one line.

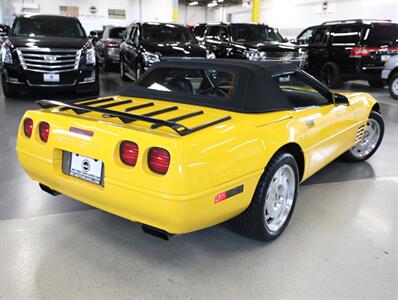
left=334, top=93, right=349, bottom=106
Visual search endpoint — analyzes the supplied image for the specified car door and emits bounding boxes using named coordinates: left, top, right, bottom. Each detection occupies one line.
left=307, top=26, right=331, bottom=74
left=124, top=26, right=138, bottom=76
left=274, top=71, right=357, bottom=177
left=95, top=27, right=108, bottom=63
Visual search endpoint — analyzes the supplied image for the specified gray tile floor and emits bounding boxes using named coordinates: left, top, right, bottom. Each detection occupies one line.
left=1, top=71, right=397, bottom=299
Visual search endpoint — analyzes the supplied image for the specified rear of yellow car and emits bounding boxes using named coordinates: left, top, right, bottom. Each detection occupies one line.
left=16, top=97, right=263, bottom=236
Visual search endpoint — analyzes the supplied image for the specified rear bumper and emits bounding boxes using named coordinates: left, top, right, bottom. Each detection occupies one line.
left=16, top=147, right=260, bottom=234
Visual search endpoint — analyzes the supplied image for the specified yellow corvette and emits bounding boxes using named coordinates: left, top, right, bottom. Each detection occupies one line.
left=16, top=60, right=384, bottom=241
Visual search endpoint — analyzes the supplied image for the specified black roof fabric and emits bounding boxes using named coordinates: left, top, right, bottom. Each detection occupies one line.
left=120, top=59, right=298, bottom=113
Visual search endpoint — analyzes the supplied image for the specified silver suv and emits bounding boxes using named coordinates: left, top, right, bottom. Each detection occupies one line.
left=382, top=55, right=398, bottom=100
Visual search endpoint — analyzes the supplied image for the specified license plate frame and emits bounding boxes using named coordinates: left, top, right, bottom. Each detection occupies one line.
left=43, top=73, right=60, bottom=82
left=62, top=151, right=104, bottom=186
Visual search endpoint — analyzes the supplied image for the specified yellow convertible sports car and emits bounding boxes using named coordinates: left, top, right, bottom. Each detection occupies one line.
left=16, top=60, right=384, bottom=241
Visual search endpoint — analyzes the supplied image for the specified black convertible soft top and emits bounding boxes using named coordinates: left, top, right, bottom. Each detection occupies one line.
left=121, top=59, right=300, bottom=113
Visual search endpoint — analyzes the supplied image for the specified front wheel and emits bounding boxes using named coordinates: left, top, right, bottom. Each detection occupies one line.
left=388, top=73, right=398, bottom=100
left=231, top=152, right=299, bottom=241
left=320, top=62, right=342, bottom=88
left=1, top=76, right=19, bottom=97
left=341, top=111, right=384, bottom=162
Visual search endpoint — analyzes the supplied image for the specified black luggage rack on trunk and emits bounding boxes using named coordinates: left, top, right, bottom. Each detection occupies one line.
left=36, top=98, right=231, bottom=136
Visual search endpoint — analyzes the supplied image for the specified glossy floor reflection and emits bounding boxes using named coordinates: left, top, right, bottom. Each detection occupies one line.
left=0, top=71, right=397, bottom=299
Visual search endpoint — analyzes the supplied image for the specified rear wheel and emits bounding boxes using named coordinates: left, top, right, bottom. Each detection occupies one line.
left=320, top=62, right=342, bottom=88
left=388, top=72, right=398, bottom=100
left=231, top=152, right=299, bottom=241
left=368, top=80, right=385, bottom=88
left=341, top=111, right=384, bottom=162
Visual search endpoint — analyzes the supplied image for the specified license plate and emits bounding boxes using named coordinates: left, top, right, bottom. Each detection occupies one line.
left=381, top=55, right=391, bottom=62
left=43, top=73, right=60, bottom=82
left=69, top=153, right=103, bottom=185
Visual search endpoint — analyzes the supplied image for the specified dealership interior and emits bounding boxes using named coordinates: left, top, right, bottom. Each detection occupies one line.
left=0, top=0, right=397, bottom=299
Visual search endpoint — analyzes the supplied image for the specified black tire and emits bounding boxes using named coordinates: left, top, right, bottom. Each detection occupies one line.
left=78, top=77, right=100, bottom=97
left=388, top=72, right=398, bottom=100
left=231, top=152, right=299, bottom=241
left=341, top=111, right=384, bottom=162
left=368, top=80, right=385, bottom=88
left=1, top=77, right=19, bottom=97
left=320, top=62, right=342, bottom=88
left=120, top=58, right=129, bottom=81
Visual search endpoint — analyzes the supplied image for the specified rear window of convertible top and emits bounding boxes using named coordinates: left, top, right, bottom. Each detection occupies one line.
left=137, top=67, right=236, bottom=99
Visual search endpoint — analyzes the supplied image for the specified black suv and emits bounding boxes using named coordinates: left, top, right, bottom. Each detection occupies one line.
left=306, top=19, right=398, bottom=88
left=120, top=22, right=212, bottom=81
left=201, top=23, right=304, bottom=65
left=0, top=15, right=99, bottom=97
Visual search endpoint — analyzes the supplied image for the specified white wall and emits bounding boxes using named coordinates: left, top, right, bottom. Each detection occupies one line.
left=179, top=4, right=206, bottom=25
left=207, top=0, right=398, bottom=38
left=8, top=0, right=175, bottom=32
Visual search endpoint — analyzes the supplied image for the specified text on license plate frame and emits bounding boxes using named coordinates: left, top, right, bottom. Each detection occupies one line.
left=62, top=151, right=104, bottom=186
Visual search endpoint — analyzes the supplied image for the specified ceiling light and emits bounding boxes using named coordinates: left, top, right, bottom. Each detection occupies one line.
left=189, top=1, right=198, bottom=5
left=208, top=2, right=218, bottom=7
left=217, top=0, right=224, bottom=2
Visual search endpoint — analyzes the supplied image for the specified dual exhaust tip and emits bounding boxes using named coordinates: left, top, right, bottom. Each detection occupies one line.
left=39, top=183, right=174, bottom=241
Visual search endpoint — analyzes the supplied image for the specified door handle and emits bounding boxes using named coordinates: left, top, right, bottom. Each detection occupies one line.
left=305, top=120, right=315, bottom=127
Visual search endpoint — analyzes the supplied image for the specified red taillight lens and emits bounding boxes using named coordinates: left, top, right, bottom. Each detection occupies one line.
left=23, top=118, right=33, bottom=138
left=120, top=141, right=139, bottom=166
left=148, top=148, right=170, bottom=175
left=39, top=122, right=50, bottom=142
left=106, top=42, right=120, bottom=48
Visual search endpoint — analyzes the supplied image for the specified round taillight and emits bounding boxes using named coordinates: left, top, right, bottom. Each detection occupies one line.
left=120, top=141, right=139, bottom=166
left=39, top=122, right=50, bottom=142
left=23, top=118, right=33, bottom=138
left=148, top=147, right=170, bottom=175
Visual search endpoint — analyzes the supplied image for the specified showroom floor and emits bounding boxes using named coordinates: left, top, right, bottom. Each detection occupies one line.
left=0, top=71, right=397, bottom=299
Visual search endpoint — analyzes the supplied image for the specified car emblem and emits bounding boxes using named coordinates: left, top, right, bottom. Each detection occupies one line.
left=44, top=55, right=57, bottom=61
left=280, top=56, right=289, bottom=62
left=82, top=159, right=90, bottom=172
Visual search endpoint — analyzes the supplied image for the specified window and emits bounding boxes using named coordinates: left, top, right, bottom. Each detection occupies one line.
left=12, top=17, right=86, bottom=38
left=109, top=27, right=126, bottom=39
left=205, top=26, right=229, bottom=41
left=274, top=73, right=331, bottom=108
left=311, top=27, right=329, bottom=45
left=331, top=25, right=361, bottom=45
left=297, top=28, right=314, bottom=44
left=142, top=24, right=197, bottom=43
left=364, top=23, right=398, bottom=46
left=138, top=67, right=236, bottom=98
left=230, top=24, right=284, bottom=43
left=193, top=24, right=206, bottom=38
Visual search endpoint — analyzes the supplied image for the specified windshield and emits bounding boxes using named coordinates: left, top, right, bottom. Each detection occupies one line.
left=109, top=27, right=125, bottom=39
left=142, top=24, right=197, bottom=43
left=230, top=24, right=284, bottom=43
left=363, top=23, right=398, bottom=46
left=11, top=17, right=86, bottom=38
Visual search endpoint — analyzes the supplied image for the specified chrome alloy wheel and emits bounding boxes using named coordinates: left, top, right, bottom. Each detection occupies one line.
left=392, top=77, right=398, bottom=96
left=350, top=119, right=381, bottom=159
left=264, top=164, right=296, bottom=233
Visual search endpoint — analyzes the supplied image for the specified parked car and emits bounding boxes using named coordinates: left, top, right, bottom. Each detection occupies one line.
left=119, top=22, right=213, bottom=81
left=381, top=55, right=398, bottom=99
left=306, top=19, right=398, bottom=88
left=0, top=14, right=99, bottom=97
left=201, top=23, right=304, bottom=66
left=16, top=59, right=384, bottom=241
left=95, top=26, right=126, bottom=71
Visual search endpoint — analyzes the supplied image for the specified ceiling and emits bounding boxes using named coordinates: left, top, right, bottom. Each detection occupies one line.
left=180, top=0, right=243, bottom=6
